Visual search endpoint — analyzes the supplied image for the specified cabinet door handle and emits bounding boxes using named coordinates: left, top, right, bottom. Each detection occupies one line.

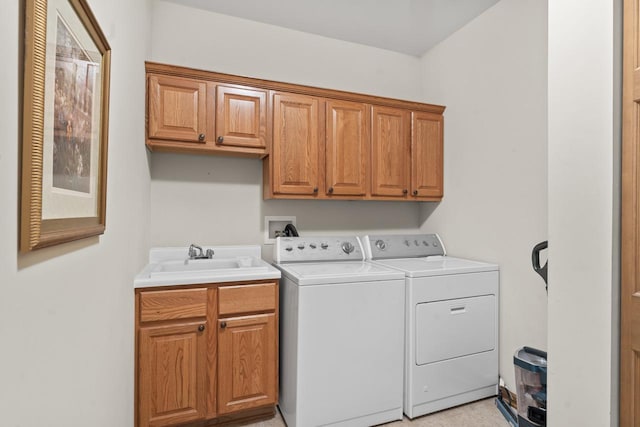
left=413, top=190, right=418, bottom=196
left=403, top=189, right=408, bottom=195
left=198, top=133, right=205, bottom=142
left=198, top=324, right=205, bottom=332
left=313, top=187, right=318, bottom=193
left=220, top=321, right=227, bottom=329
left=328, top=187, right=334, bottom=194
left=217, top=136, right=224, bottom=144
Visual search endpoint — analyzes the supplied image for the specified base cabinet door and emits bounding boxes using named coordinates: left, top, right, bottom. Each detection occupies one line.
left=139, top=321, right=208, bottom=427
left=217, top=314, right=277, bottom=414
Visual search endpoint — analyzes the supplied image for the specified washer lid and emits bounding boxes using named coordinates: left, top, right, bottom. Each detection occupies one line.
left=374, top=256, right=499, bottom=277
left=275, top=261, right=404, bottom=285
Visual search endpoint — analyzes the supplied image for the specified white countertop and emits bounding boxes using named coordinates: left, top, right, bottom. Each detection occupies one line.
left=134, top=245, right=281, bottom=289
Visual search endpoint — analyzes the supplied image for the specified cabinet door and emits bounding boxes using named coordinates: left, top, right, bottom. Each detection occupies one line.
left=326, top=100, right=369, bottom=196
left=217, top=314, right=277, bottom=415
left=215, top=85, right=267, bottom=149
left=139, top=321, right=208, bottom=427
left=148, top=75, right=207, bottom=143
left=371, top=106, right=411, bottom=197
left=272, top=93, right=320, bottom=195
left=412, top=112, right=443, bottom=198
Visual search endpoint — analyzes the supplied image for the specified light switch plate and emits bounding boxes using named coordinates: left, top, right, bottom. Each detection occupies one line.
left=264, top=216, right=296, bottom=244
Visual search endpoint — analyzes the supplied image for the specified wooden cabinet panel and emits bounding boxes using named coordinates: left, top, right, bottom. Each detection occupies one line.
left=371, top=106, right=411, bottom=197
left=217, top=314, right=277, bottom=415
left=140, top=288, right=207, bottom=322
left=139, top=321, right=208, bottom=427
left=325, top=100, right=369, bottom=196
left=218, top=283, right=277, bottom=316
left=272, top=93, right=320, bottom=195
left=148, top=75, right=206, bottom=143
left=412, top=112, right=443, bottom=198
left=216, top=86, right=267, bottom=149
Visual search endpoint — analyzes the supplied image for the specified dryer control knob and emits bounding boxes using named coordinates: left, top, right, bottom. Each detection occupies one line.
left=285, top=246, right=293, bottom=252
left=341, top=241, right=355, bottom=254
left=297, top=243, right=305, bottom=250
left=320, top=243, right=329, bottom=250
left=309, top=243, right=317, bottom=249
left=375, top=240, right=386, bottom=250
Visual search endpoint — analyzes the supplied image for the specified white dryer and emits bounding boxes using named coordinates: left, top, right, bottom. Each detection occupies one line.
left=274, top=236, right=406, bottom=427
left=363, top=234, right=499, bottom=419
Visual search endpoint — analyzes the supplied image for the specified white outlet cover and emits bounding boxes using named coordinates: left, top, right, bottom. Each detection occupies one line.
left=264, top=216, right=296, bottom=244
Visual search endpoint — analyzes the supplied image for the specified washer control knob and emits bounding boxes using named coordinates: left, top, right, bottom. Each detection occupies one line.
left=433, top=241, right=439, bottom=247
left=309, top=243, right=317, bottom=249
left=297, top=243, right=305, bottom=250
left=423, top=241, right=428, bottom=246
left=375, top=240, right=386, bottom=250
left=414, top=240, right=419, bottom=246
left=320, top=243, right=329, bottom=250
left=341, top=241, right=355, bottom=254
left=285, top=246, right=293, bottom=252
left=404, top=240, right=410, bottom=246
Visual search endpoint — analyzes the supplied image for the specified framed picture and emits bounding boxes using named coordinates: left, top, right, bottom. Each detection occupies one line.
left=21, top=0, right=111, bottom=252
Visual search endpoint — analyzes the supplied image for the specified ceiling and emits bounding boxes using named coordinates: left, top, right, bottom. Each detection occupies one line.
left=163, top=0, right=500, bottom=57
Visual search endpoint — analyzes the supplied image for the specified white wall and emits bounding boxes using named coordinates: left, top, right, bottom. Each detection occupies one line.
left=151, top=1, right=422, bottom=101
left=149, top=1, right=426, bottom=254
left=0, top=0, right=151, bottom=426
left=418, top=0, right=548, bottom=392
left=548, top=0, right=617, bottom=425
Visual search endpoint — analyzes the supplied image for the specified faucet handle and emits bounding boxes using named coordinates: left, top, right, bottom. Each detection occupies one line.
left=205, top=249, right=214, bottom=258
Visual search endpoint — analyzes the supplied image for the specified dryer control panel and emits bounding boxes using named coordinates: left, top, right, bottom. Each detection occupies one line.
left=275, top=236, right=365, bottom=263
left=363, top=234, right=445, bottom=260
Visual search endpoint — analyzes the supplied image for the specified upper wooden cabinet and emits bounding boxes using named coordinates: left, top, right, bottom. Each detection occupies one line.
left=215, top=85, right=267, bottom=150
left=146, top=62, right=445, bottom=201
left=270, top=92, right=320, bottom=196
left=371, top=106, right=411, bottom=198
left=146, top=66, right=268, bottom=158
left=412, top=112, right=444, bottom=198
left=148, top=75, right=207, bottom=143
left=326, top=100, right=369, bottom=196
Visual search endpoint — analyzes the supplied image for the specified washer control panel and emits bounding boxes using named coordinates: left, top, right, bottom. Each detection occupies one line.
left=275, top=236, right=365, bottom=263
left=363, top=234, right=445, bottom=260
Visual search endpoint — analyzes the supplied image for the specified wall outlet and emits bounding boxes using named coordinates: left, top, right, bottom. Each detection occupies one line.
left=264, top=216, right=296, bottom=244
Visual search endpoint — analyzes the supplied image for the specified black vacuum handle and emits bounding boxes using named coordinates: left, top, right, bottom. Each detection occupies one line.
left=532, top=241, right=547, bottom=270
left=532, top=240, right=548, bottom=287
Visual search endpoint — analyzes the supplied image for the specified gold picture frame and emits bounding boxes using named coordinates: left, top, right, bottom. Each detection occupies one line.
left=21, top=0, right=111, bottom=252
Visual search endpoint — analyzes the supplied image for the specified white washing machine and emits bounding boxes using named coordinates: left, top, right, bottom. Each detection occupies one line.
left=363, top=234, right=499, bottom=419
left=274, top=236, right=406, bottom=427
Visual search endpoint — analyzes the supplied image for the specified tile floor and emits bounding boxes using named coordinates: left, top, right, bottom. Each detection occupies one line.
left=246, top=398, right=510, bottom=427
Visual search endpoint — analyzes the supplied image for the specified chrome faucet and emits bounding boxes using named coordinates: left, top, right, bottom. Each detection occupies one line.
left=188, top=244, right=214, bottom=259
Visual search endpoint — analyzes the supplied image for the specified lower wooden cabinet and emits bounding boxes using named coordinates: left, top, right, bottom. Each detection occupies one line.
left=139, top=321, right=208, bottom=427
left=217, top=314, right=277, bottom=414
left=136, top=282, right=278, bottom=427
